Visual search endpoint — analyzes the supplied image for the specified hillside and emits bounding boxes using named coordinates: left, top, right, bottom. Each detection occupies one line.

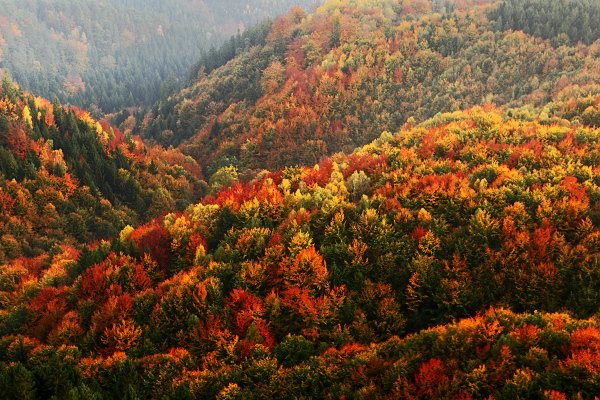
left=0, top=0, right=322, bottom=113
left=1, top=0, right=600, bottom=398
left=1, top=104, right=599, bottom=398
left=137, top=0, right=600, bottom=176
left=0, top=75, right=204, bottom=264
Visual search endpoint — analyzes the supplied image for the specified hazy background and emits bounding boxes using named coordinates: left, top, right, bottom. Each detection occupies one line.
left=0, top=0, right=322, bottom=113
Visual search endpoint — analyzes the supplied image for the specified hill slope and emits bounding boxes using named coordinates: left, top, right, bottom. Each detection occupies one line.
left=0, top=0, right=322, bottom=112
left=0, top=76, right=204, bottom=263
left=1, top=1, right=599, bottom=398
left=138, top=0, right=600, bottom=176
left=1, top=104, right=599, bottom=398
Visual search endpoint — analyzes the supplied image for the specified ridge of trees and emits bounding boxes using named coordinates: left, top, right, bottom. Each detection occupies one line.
left=134, top=0, right=600, bottom=177
left=489, top=0, right=600, bottom=46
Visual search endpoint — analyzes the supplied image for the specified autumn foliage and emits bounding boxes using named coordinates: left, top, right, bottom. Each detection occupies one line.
left=1, top=0, right=600, bottom=398
left=1, top=100, right=599, bottom=397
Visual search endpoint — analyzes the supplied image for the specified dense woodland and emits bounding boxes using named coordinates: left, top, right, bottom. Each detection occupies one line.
left=136, top=0, right=600, bottom=177
left=1, top=101, right=600, bottom=398
left=489, top=0, right=600, bottom=45
left=0, top=0, right=599, bottom=398
left=0, top=76, right=204, bottom=264
left=0, top=0, right=322, bottom=113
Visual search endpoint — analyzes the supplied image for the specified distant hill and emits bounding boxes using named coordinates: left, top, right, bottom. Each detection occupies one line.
left=0, top=0, right=322, bottom=113
left=489, top=0, right=600, bottom=45
left=136, top=0, right=600, bottom=177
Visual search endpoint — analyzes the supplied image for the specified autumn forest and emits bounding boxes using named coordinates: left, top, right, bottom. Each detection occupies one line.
left=0, top=0, right=599, bottom=399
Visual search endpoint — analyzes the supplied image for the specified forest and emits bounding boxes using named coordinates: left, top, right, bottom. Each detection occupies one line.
left=1, top=93, right=600, bottom=399
left=0, top=75, right=204, bottom=264
left=489, top=0, right=600, bottom=45
left=0, top=0, right=599, bottom=398
left=134, top=0, right=600, bottom=179
left=0, top=0, right=322, bottom=113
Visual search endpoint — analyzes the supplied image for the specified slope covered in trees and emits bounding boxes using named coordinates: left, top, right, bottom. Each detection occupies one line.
left=489, top=0, right=600, bottom=46
left=0, top=0, right=322, bottom=113
left=0, top=75, right=204, bottom=264
left=1, top=0, right=599, bottom=398
left=137, top=0, right=600, bottom=176
left=1, top=104, right=599, bottom=398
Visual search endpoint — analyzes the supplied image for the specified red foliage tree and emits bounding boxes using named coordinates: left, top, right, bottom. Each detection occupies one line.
left=130, top=220, right=173, bottom=272
left=28, top=286, right=68, bottom=340
left=414, top=358, right=449, bottom=398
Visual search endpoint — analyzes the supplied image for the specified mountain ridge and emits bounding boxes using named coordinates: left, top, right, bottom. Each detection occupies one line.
left=135, top=0, right=600, bottom=177
left=0, top=0, right=322, bottom=112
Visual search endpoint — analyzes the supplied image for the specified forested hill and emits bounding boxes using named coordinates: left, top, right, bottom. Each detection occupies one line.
left=137, top=0, right=600, bottom=177
left=1, top=103, right=599, bottom=398
left=0, top=1, right=600, bottom=397
left=0, top=0, right=322, bottom=113
left=0, top=76, right=205, bottom=263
